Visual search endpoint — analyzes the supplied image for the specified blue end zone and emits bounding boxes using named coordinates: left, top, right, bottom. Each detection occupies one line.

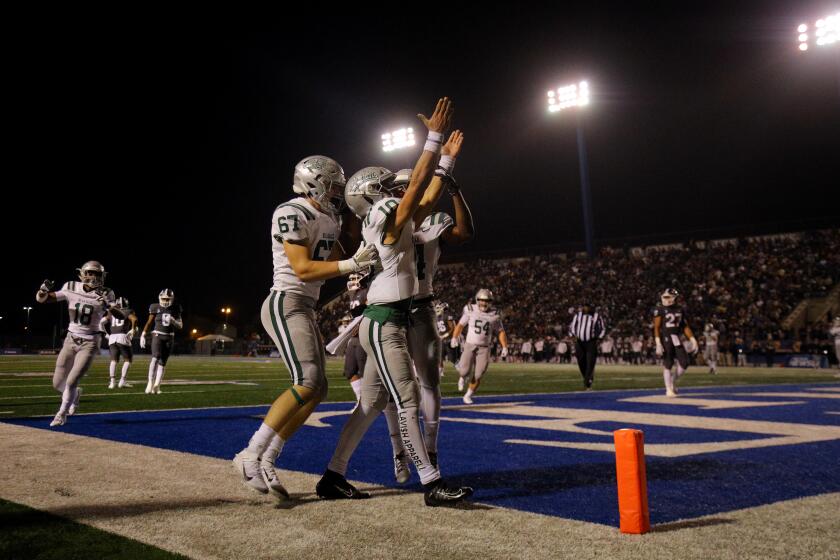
left=5, top=383, right=840, bottom=526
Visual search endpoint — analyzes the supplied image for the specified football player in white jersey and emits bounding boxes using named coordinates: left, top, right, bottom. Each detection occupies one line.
left=232, top=154, right=379, bottom=499
left=381, top=132, right=474, bottom=482
left=34, top=261, right=120, bottom=426
left=451, top=289, right=509, bottom=404
left=702, top=323, right=720, bottom=375
left=99, top=297, right=138, bottom=388
left=317, top=98, right=473, bottom=506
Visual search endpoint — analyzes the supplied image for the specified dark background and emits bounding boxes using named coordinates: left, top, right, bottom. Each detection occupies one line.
left=3, top=2, right=839, bottom=337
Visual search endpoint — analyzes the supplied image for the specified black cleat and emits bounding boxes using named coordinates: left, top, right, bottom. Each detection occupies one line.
left=316, top=469, right=371, bottom=500
left=424, top=479, right=473, bottom=507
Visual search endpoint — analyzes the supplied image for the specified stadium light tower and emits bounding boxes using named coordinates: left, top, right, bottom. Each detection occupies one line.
left=547, top=80, right=595, bottom=257
left=23, top=306, right=32, bottom=331
left=381, top=126, right=417, bottom=169
left=797, top=12, right=839, bottom=51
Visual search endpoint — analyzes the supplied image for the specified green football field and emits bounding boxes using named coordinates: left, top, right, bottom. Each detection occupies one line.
left=0, top=354, right=837, bottom=418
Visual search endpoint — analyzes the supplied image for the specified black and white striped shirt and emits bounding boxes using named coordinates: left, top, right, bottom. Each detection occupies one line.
left=569, top=311, right=606, bottom=342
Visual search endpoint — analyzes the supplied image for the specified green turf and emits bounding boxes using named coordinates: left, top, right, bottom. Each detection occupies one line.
left=0, top=355, right=837, bottom=418
left=0, top=498, right=187, bottom=560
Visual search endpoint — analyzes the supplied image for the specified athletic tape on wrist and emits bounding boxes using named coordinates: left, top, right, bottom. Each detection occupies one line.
left=424, top=131, right=443, bottom=153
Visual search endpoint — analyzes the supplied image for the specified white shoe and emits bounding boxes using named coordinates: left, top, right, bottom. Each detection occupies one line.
left=457, top=377, right=465, bottom=392
left=118, top=378, right=128, bottom=388
left=145, top=382, right=153, bottom=394
left=68, top=388, right=82, bottom=416
left=108, top=379, right=115, bottom=389
left=462, top=394, right=474, bottom=405
left=153, top=384, right=162, bottom=394
left=50, top=411, right=67, bottom=427
left=393, top=452, right=411, bottom=484
left=233, top=451, right=268, bottom=494
left=665, top=389, right=677, bottom=397
left=259, top=459, right=290, bottom=499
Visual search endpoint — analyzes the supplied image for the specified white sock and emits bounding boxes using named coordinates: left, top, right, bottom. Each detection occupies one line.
left=709, top=360, right=716, bottom=370
left=148, top=359, right=158, bottom=385
left=464, top=387, right=475, bottom=399
left=59, top=386, right=74, bottom=414
left=121, top=361, right=131, bottom=380
left=663, top=369, right=673, bottom=392
left=246, top=423, right=276, bottom=456
left=262, top=434, right=286, bottom=464
left=154, top=364, right=165, bottom=387
left=109, top=360, right=117, bottom=379
left=383, top=402, right=405, bottom=456
left=350, top=379, right=362, bottom=400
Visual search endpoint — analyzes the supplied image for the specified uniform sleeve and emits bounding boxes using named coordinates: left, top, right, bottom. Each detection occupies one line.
left=458, top=312, right=469, bottom=326
left=55, top=282, right=72, bottom=302
left=273, top=204, right=314, bottom=244
left=413, top=212, right=454, bottom=244
left=652, top=306, right=662, bottom=317
left=495, top=314, right=505, bottom=333
left=149, top=304, right=157, bottom=315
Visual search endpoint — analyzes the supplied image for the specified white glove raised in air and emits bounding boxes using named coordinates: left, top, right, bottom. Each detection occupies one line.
left=450, top=337, right=460, bottom=348
left=140, top=332, right=147, bottom=349
left=500, top=346, right=509, bottom=358
left=655, top=339, right=664, bottom=356
left=338, top=243, right=380, bottom=274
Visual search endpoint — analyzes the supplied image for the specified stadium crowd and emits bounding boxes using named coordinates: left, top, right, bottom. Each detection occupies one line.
left=320, top=229, right=840, bottom=366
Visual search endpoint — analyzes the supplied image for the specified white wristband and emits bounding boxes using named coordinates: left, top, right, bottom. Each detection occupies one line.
left=438, top=155, right=455, bottom=174
left=423, top=131, right=443, bottom=154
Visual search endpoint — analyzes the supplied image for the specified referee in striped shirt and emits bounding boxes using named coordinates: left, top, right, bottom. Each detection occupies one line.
left=569, top=303, right=606, bottom=390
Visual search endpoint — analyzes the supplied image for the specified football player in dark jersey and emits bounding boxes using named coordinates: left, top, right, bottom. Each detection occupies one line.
left=140, top=289, right=183, bottom=394
left=653, top=288, right=698, bottom=397
left=100, top=297, right=138, bottom=389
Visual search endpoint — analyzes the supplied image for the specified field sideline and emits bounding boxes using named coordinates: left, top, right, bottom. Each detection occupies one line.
left=1, top=355, right=839, bottom=560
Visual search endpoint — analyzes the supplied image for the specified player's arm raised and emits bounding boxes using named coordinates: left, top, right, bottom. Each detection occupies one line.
left=35, top=279, right=57, bottom=303
left=415, top=130, right=464, bottom=226
left=385, top=97, right=453, bottom=244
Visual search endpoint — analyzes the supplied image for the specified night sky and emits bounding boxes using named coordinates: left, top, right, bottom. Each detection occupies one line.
left=4, top=3, right=839, bottom=337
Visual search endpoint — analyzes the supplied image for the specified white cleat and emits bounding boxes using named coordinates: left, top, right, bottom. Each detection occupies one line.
left=462, top=394, right=474, bottom=405
left=145, top=382, right=153, bottom=394
left=68, top=388, right=82, bottom=416
left=665, top=389, right=677, bottom=397
left=259, top=460, right=290, bottom=499
left=233, top=451, right=268, bottom=494
left=118, top=378, right=129, bottom=388
left=108, top=379, right=116, bottom=389
left=457, top=376, right=465, bottom=392
left=393, top=452, right=411, bottom=484
left=153, top=384, right=162, bottom=394
left=50, top=411, right=67, bottom=427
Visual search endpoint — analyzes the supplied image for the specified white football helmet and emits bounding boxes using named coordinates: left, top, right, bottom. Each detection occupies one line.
left=705, top=322, right=714, bottom=332
left=159, top=288, right=174, bottom=308
left=77, top=261, right=106, bottom=288
left=392, top=168, right=412, bottom=196
left=345, top=166, right=397, bottom=219
left=661, top=288, right=678, bottom=307
left=292, top=155, right=346, bottom=214
left=476, top=289, right=493, bottom=312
